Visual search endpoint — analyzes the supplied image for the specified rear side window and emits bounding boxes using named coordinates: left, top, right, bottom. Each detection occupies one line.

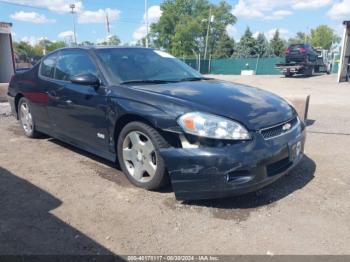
left=54, top=50, right=98, bottom=81
left=40, top=53, right=56, bottom=78
left=289, top=44, right=303, bottom=49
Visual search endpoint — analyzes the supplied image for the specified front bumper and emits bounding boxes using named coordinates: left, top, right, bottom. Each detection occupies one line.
left=160, top=124, right=306, bottom=200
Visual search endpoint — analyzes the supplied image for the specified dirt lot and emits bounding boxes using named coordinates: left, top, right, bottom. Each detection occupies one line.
left=0, top=74, right=349, bottom=255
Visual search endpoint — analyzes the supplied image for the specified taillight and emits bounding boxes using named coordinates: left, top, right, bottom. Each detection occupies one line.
left=299, top=47, right=306, bottom=53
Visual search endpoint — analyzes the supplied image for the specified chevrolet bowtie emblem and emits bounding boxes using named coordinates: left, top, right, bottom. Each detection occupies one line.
left=282, top=123, right=292, bottom=131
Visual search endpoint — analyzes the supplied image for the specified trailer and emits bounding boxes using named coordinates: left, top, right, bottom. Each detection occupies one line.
left=276, top=49, right=332, bottom=77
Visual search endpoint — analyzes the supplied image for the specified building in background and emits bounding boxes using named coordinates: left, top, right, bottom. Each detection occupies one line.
left=0, top=22, right=15, bottom=83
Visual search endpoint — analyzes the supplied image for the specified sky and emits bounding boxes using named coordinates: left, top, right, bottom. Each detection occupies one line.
left=0, top=0, right=349, bottom=46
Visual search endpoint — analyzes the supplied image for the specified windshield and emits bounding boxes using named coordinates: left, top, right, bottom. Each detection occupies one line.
left=95, top=48, right=202, bottom=84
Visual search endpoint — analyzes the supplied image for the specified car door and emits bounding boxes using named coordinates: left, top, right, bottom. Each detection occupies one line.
left=26, top=52, right=58, bottom=133
left=47, top=49, right=110, bottom=153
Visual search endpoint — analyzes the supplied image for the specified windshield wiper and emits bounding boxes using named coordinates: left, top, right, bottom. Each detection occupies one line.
left=178, top=77, right=213, bottom=82
left=120, top=79, right=178, bottom=85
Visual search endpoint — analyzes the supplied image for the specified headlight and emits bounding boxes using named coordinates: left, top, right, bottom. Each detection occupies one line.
left=177, top=112, right=250, bottom=140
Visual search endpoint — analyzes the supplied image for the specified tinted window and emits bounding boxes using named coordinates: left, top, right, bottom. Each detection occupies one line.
left=54, top=50, right=98, bottom=81
left=95, top=48, right=201, bottom=83
left=40, top=53, right=56, bottom=78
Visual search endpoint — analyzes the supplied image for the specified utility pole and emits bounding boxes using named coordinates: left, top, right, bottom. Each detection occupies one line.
left=106, top=10, right=111, bottom=44
left=204, top=7, right=212, bottom=60
left=70, top=4, right=77, bottom=46
left=145, top=0, right=149, bottom=48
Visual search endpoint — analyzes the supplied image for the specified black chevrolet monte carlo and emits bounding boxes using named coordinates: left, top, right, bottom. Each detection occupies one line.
left=7, top=47, right=306, bottom=200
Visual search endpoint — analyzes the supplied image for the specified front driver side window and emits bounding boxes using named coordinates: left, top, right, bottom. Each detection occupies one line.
left=54, top=50, right=98, bottom=81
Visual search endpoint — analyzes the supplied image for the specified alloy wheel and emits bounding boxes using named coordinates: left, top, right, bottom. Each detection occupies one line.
left=20, top=102, right=33, bottom=134
left=122, top=131, right=157, bottom=183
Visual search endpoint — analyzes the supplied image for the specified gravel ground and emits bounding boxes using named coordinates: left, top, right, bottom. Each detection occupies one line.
left=0, top=74, right=349, bottom=255
left=0, top=83, right=8, bottom=102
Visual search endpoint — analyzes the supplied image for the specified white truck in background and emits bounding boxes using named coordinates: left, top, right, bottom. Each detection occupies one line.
left=338, top=21, right=350, bottom=82
left=0, top=22, right=15, bottom=102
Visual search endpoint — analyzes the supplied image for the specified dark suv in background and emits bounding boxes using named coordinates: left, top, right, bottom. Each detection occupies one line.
left=285, top=44, right=318, bottom=63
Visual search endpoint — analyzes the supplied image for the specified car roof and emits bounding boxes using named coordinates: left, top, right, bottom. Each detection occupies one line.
left=41, top=46, right=156, bottom=63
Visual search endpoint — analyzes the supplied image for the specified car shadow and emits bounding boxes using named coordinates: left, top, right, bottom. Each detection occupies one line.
left=48, top=138, right=174, bottom=193
left=47, top=138, right=315, bottom=204
left=280, top=73, right=324, bottom=79
left=0, top=166, right=122, bottom=257
left=306, top=119, right=316, bottom=127
left=183, top=155, right=316, bottom=209
left=48, top=138, right=120, bottom=169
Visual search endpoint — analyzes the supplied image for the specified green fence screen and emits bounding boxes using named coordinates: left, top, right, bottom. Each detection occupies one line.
left=182, top=57, right=339, bottom=75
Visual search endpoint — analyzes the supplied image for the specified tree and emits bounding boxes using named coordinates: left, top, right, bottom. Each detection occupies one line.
left=150, top=0, right=236, bottom=57
left=13, top=39, right=67, bottom=64
left=46, top=41, right=66, bottom=52
left=310, top=25, right=340, bottom=50
left=212, top=34, right=235, bottom=58
left=270, top=29, right=286, bottom=56
left=234, top=27, right=257, bottom=58
left=13, top=41, right=36, bottom=62
left=98, top=35, right=121, bottom=46
left=32, top=40, right=46, bottom=56
left=288, top=32, right=310, bottom=45
left=80, top=41, right=94, bottom=46
left=108, top=35, right=121, bottom=45
left=255, top=33, right=270, bottom=57
left=207, top=1, right=237, bottom=59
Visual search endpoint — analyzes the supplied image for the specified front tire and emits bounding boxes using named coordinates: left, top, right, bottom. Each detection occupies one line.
left=18, top=97, right=39, bottom=138
left=117, top=121, right=169, bottom=190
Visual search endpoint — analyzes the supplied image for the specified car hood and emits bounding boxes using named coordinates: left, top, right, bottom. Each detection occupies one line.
left=131, top=80, right=295, bottom=130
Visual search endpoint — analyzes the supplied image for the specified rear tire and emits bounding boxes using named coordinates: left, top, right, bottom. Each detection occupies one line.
left=18, top=97, right=40, bottom=138
left=117, top=121, right=170, bottom=190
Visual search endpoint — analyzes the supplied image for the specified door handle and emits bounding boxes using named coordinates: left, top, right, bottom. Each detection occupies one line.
left=48, top=91, right=56, bottom=97
left=47, top=90, right=59, bottom=100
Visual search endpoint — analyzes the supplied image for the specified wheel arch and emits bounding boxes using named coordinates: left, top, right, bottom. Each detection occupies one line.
left=14, top=93, right=24, bottom=119
left=113, top=114, right=181, bottom=151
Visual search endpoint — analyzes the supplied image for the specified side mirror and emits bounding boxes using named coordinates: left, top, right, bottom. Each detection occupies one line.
left=70, top=73, right=100, bottom=87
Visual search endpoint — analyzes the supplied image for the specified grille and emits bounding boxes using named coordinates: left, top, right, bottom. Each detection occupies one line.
left=260, top=117, right=299, bottom=139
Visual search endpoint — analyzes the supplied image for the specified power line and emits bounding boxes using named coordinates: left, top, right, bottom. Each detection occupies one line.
left=0, top=0, right=144, bottom=24
left=0, top=0, right=146, bottom=13
left=0, top=0, right=49, bottom=11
